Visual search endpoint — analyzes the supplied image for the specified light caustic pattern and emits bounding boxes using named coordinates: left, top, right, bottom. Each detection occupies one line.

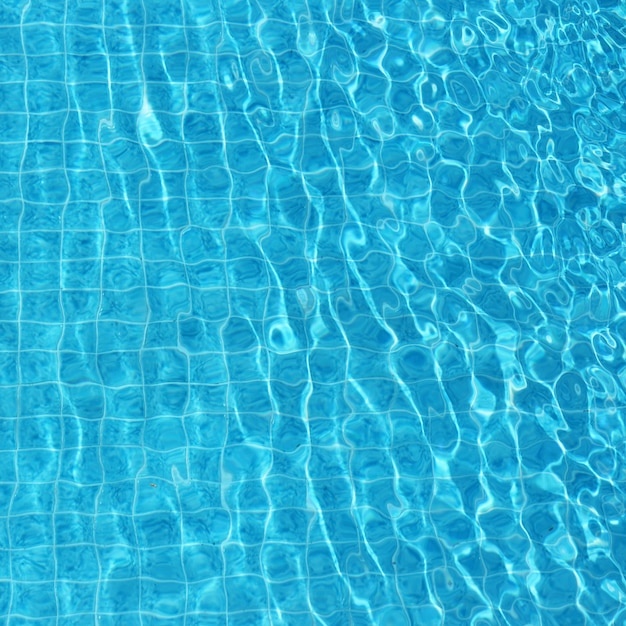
left=0, top=0, right=626, bottom=624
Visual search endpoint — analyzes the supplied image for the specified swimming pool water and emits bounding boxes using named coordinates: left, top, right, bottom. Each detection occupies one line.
left=1, top=0, right=626, bottom=624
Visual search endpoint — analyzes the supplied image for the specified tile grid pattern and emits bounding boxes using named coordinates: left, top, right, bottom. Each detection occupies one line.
left=0, top=0, right=626, bottom=625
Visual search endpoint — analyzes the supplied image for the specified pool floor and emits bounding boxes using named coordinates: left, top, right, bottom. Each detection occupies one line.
left=1, top=0, right=626, bottom=624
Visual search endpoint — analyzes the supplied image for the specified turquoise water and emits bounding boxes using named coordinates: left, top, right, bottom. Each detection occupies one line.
left=1, top=0, right=626, bottom=623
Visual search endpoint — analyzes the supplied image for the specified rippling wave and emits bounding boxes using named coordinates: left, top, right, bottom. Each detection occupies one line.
left=1, top=0, right=626, bottom=623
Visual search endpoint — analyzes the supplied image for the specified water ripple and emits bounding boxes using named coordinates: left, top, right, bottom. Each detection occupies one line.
left=3, top=0, right=626, bottom=623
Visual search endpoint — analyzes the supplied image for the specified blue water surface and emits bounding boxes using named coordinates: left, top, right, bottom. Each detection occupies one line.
left=1, top=0, right=626, bottom=624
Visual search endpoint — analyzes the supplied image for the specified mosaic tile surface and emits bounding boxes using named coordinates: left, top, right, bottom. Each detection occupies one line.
left=1, top=0, right=626, bottom=624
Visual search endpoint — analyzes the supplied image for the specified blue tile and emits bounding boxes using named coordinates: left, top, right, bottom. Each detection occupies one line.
left=12, top=583, right=58, bottom=617
left=57, top=582, right=97, bottom=616
left=56, top=483, right=99, bottom=515
left=225, top=575, right=268, bottom=612
left=10, top=514, right=53, bottom=548
left=55, top=513, right=93, bottom=545
left=99, top=579, right=140, bottom=612
left=55, top=545, right=99, bottom=580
